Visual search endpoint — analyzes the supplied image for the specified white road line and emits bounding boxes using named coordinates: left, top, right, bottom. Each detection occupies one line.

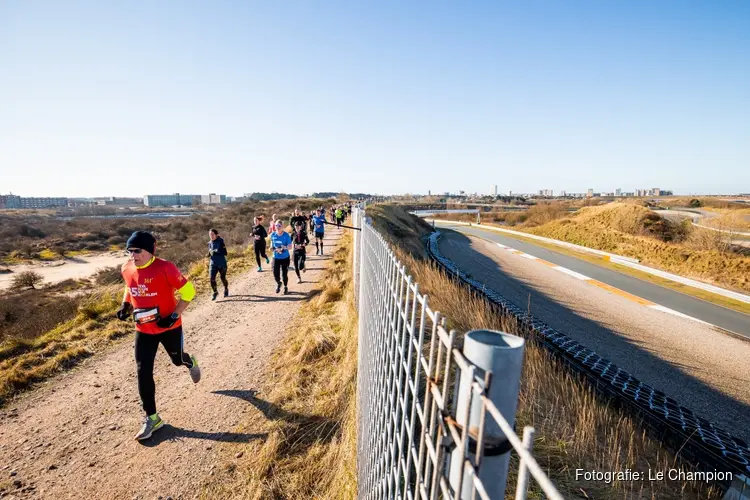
left=552, top=266, right=591, bottom=281
left=648, top=305, right=710, bottom=325
left=486, top=235, right=721, bottom=330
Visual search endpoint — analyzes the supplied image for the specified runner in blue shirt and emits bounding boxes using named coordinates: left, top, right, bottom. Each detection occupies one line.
left=270, top=220, right=292, bottom=294
left=312, top=209, right=327, bottom=255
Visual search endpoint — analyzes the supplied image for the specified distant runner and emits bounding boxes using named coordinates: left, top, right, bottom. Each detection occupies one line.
left=292, top=221, right=309, bottom=284
left=335, top=207, right=343, bottom=227
left=252, top=216, right=270, bottom=272
left=312, top=208, right=326, bottom=255
left=290, top=208, right=308, bottom=234
left=207, top=228, right=229, bottom=300
left=115, top=231, right=200, bottom=441
left=270, top=220, right=292, bottom=294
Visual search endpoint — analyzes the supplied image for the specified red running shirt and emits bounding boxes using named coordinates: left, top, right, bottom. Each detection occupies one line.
left=121, top=257, right=188, bottom=334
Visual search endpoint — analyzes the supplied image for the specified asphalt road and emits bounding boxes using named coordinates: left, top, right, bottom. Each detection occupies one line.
left=433, top=225, right=750, bottom=442
left=436, top=222, right=750, bottom=339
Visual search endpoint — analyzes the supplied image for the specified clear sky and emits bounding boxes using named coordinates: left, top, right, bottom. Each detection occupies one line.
left=1, top=1, right=748, bottom=197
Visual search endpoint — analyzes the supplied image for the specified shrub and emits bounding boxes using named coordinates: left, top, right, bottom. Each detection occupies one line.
left=689, top=199, right=702, bottom=208
left=93, top=266, right=122, bottom=286
left=10, top=271, right=44, bottom=291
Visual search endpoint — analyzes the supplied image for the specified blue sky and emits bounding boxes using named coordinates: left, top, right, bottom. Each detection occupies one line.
left=1, top=1, right=748, bottom=197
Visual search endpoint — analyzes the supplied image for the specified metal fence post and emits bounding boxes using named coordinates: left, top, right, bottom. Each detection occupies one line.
left=515, top=427, right=536, bottom=500
left=450, top=330, right=525, bottom=498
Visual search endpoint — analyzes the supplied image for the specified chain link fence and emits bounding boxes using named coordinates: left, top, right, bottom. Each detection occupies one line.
left=352, top=207, right=563, bottom=500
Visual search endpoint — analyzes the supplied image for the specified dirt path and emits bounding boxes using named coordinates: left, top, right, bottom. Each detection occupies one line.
left=0, top=229, right=342, bottom=499
left=0, top=253, right=127, bottom=291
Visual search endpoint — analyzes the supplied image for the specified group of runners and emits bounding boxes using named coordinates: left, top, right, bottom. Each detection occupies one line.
left=115, top=203, right=354, bottom=440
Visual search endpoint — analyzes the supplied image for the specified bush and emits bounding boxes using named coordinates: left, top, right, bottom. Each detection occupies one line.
left=0, top=291, right=81, bottom=342
left=93, top=266, right=122, bottom=286
left=689, top=199, right=702, bottom=208
left=10, top=271, right=44, bottom=291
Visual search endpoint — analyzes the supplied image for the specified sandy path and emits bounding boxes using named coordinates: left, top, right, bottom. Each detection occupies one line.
left=0, top=229, right=342, bottom=499
left=438, top=231, right=750, bottom=442
left=0, top=254, right=127, bottom=291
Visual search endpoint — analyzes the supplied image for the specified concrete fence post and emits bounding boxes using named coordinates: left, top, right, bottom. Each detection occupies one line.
left=449, top=330, right=525, bottom=498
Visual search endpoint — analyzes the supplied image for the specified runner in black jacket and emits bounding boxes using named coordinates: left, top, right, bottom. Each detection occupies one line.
left=252, top=216, right=270, bottom=272
left=292, top=222, right=309, bottom=283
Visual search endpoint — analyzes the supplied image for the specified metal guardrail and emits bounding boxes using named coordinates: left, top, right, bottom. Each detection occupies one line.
left=426, top=229, right=750, bottom=492
left=352, top=207, right=564, bottom=500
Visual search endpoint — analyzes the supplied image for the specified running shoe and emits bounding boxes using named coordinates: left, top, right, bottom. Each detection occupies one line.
left=266, top=256, right=270, bottom=264
left=276, top=283, right=281, bottom=294
left=284, top=287, right=289, bottom=295
left=135, top=414, right=164, bottom=441
left=257, top=266, right=262, bottom=272
left=224, top=288, right=229, bottom=298
left=211, top=292, right=218, bottom=301
left=189, top=355, right=201, bottom=383
left=298, top=277, right=302, bottom=284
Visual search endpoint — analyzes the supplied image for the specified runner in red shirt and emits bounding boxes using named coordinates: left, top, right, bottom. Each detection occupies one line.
left=115, top=231, right=201, bottom=441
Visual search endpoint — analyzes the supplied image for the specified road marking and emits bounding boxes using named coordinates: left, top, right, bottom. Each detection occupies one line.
left=490, top=235, right=720, bottom=326
left=587, top=280, right=655, bottom=306
left=648, top=305, right=711, bottom=325
left=552, top=266, right=590, bottom=281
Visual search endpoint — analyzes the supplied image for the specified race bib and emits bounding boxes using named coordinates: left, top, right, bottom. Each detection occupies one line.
left=133, top=307, right=159, bottom=325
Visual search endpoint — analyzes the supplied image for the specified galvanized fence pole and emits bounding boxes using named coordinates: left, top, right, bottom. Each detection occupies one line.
left=450, top=330, right=525, bottom=499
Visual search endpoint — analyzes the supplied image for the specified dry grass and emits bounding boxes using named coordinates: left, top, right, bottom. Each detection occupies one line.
left=702, top=209, right=750, bottom=232
left=518, top=203, right=750, bottom=293
left=0, top=285, right=131, bottom=406
left=372, top=204, right=722, bottom=499
left=203, top=233, right=357, bottom=500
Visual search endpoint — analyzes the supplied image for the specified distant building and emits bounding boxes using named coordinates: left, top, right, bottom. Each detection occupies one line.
left=560, top=190, right=567, bottom=197
left=17, top=197, right=68, bottom=209
left=651, top=188, right=661, bottom=196
left=93, top=196, right=144, bottom=206
left=615, top=188, right=622, bottom=196
left=201, top=193, right=226, bottom=205
left=492, top=185, right=498, bottom=196
left=587, top=188, right=594, bottom=197
left=0, top=195, right=21, bottom=209
left=144, top=193, right=202, bottom=207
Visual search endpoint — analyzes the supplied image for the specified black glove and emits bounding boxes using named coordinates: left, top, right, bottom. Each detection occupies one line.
left=116, top=302, right=133, bottom=321
left=156, top=312, right=179, bottom=329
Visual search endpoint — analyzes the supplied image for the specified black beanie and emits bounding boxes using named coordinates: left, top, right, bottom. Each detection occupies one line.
left=126, top=231, right=156, bottom=254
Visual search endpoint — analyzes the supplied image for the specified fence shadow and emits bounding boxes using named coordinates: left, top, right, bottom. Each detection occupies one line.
left=213, top=389, right=340, bottom=449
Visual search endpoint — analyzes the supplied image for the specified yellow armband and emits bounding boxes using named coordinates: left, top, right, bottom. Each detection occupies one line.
left=178, top=281, right=196, bottom=302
